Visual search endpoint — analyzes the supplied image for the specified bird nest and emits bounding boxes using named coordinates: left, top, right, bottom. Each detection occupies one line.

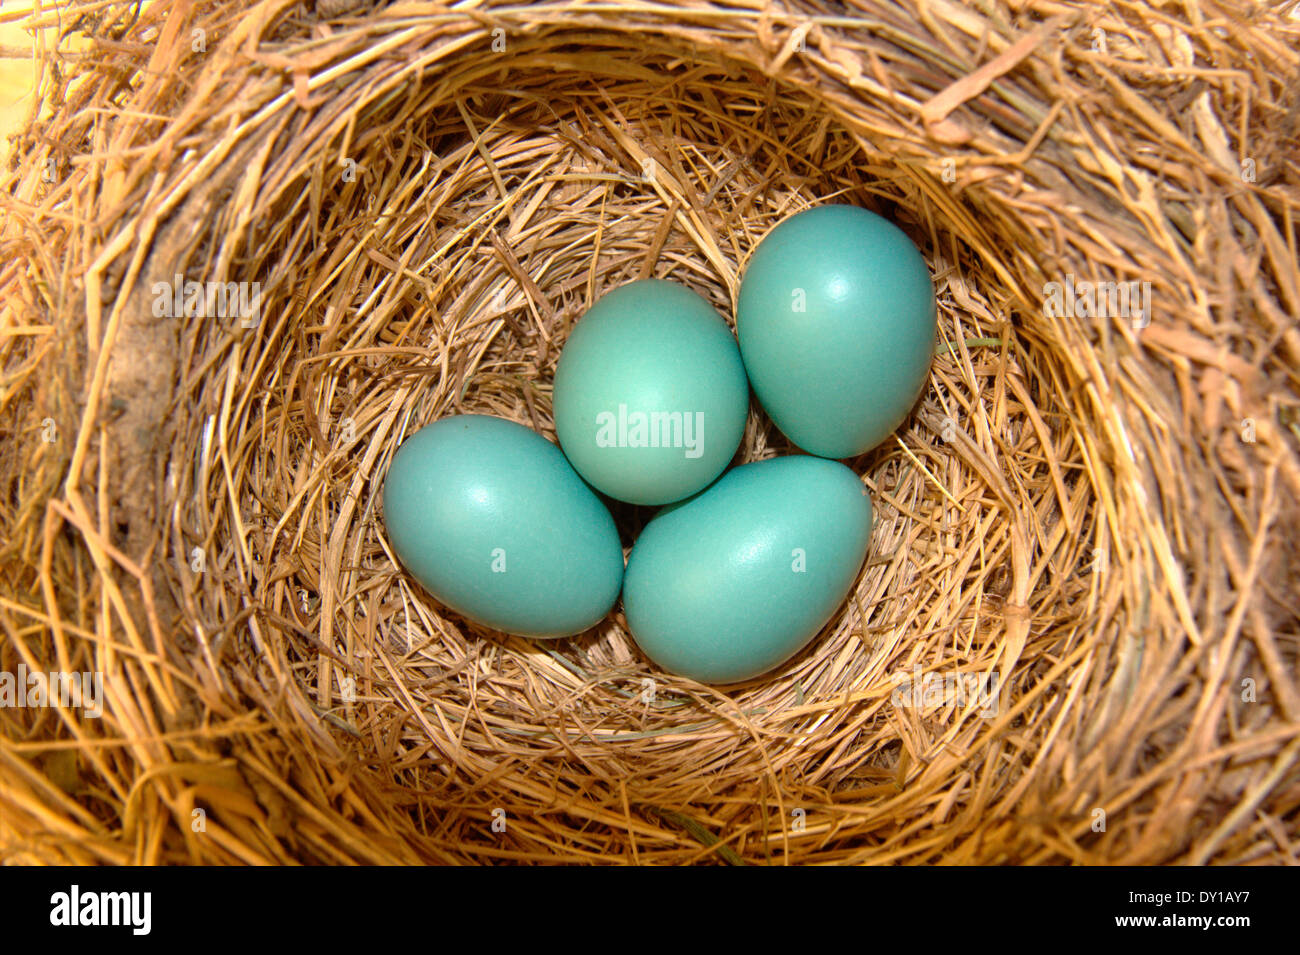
left=1, top=0, right=1298, bottom=864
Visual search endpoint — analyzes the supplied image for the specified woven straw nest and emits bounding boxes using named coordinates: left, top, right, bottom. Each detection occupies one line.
left=1, top=0, right=1298, bottom=865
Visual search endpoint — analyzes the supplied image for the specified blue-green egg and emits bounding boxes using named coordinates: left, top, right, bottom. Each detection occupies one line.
left=381, top=414, right=624, bottom=638
left=553, top=279, right=749, bottom=506
left=622, top=455, right=873, bottom=684
left=737, top=204, right=937, bottom=459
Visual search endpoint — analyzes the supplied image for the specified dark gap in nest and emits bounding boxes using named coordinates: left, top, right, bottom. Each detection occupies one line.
left=602, top=496, right=658, bottom=551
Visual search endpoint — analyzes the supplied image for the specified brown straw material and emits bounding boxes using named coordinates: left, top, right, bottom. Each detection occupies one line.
left=1, top=0, right=1298, bottom=865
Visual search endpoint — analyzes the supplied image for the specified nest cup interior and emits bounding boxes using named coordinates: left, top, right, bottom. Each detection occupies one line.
left=181, top=41, right=1079, bottom=857
left=7, top=2, right=1298, bottom=865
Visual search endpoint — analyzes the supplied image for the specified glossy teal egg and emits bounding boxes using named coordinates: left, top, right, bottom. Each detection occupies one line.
left=553, top=279, right=749, bottom=505
left=381, top=414, right=624, bottom=638
left=623, top=455, right=872, bottom=684
left=737, top=204, right=937, bottom=459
